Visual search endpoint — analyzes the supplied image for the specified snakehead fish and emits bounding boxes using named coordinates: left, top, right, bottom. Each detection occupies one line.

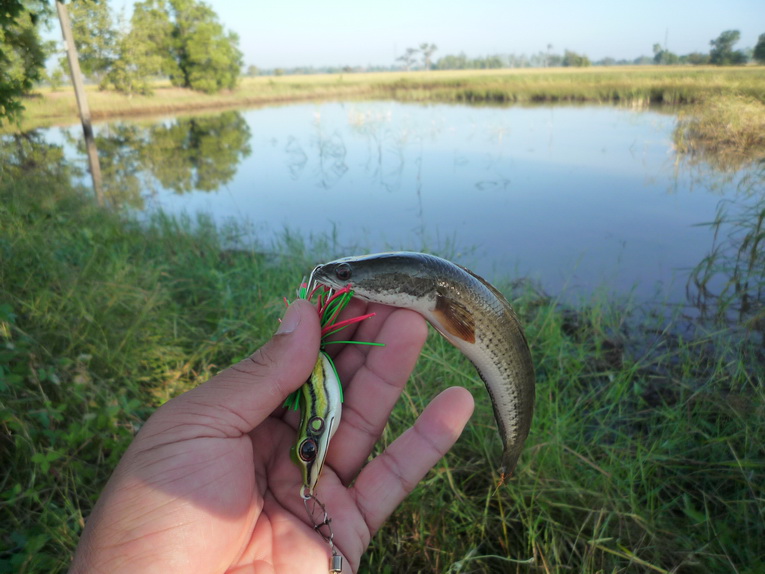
left=310, top=251, right=535, bottom=477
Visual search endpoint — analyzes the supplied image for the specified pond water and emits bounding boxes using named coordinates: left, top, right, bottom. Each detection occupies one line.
left=43, top=101, right=762, bottom=313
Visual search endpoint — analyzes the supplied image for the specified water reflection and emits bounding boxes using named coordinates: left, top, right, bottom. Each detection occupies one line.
left=145, top=112, right=252, bottom=194
left=284, top=136, right=308, bottom=180
left=64, top=111, right=252, bottom=208
left=15, top=102, right=765, bottom=321
left=0, top=133, right=86, bottom=207
left=90, top=124, right=145, bottom=208
left=347, top=109, right=406, bottom=192
left=311, top=123, right=347, bottom=189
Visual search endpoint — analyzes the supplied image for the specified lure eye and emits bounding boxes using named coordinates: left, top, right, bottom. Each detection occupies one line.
left=335, top=263, right=352, bottom=282
left=298, top=438, right=317, bottom=462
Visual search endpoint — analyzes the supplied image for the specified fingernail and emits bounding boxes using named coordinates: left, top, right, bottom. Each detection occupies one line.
left=276, top=303, right=301, bottom=335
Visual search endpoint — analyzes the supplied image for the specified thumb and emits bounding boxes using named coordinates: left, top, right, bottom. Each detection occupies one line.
left=158, top=299, right=321, bottom=435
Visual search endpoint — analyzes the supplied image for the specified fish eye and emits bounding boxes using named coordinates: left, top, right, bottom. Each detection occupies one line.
left=335, top=263, right=352, bottom=281
left=298, top=438, right=317, bottom=462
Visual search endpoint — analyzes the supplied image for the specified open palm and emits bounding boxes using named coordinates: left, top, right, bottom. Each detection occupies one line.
left=70, top=299, right=473, bottom=574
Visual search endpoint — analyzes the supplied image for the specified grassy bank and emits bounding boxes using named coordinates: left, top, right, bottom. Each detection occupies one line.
left=2, top=139, right=764, bottom=572
left=9, top=66, right=765, bottom=131
left=675, top=94, right=765, bottom=170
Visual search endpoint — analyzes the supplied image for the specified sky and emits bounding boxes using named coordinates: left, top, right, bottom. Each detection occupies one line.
left=108, top=0, right=763, bottom=69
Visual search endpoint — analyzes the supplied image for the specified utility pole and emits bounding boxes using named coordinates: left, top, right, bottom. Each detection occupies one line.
left=56, top=0, right=104, bottom=206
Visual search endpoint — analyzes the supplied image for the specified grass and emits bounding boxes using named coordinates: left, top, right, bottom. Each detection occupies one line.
left=687, top=167, right=765, bottom=327
left=674, top=94, right=765, bottom=170
left=2, top=136, right=764, bottom=572
left=7, top=66, right=765, bottom=132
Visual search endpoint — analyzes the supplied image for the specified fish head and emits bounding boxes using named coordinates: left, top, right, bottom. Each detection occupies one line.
left=310, top=252, right=437, bottom=307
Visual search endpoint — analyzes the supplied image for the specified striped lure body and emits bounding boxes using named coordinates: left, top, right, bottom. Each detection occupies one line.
left=310, top=251, right=535, bottom=477
left=291, top=352, right=342, bottom=498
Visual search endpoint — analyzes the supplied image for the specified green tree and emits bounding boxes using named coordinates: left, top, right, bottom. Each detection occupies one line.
left=102, top=32, right=155, bottom=95
left=47, top=65, right=67, bottom=90
left=709, top=29, right=747, bottom=65
left=102, top=0, right=177, bottom=94
left=419, top=43, right=437, bottom=71
left=65, top=0, right=116, bottom=83
left=128, top=0, right=177, bottom=78
left=396, top=47, right=419, bottom=71
left=754, top=33, right=765, bottom=64
left=477, top=54, right=504, bottom=69
left=105, top=0, right=240, bottom=94
left=435, top=52, right=468, bottom=70
left=168, top=0, right=242, bottom=92
left=652, top=43, right=679, bottom=65
left=0, top=1, right=49, bottom=124
left=562, top=50, right=590, bottom=67
left=685, top=52, right=710, bottom=65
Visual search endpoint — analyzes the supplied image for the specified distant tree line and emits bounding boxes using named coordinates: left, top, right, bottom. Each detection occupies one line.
left=431, top=50, right=589, bottom=70
left=433, top=30, right=764, bottom=72
left=396, top=43, right=438, bottom=71
left=258, top=28, right=764, bottom=77
left=652, top=30, right=760, bottom=66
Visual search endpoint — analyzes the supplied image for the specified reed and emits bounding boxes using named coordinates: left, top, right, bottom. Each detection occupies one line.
left=675, top=94, right=765, bottom=170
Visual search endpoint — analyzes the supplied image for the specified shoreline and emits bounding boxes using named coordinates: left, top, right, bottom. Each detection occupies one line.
left=7, top=66, right=764, bottom=131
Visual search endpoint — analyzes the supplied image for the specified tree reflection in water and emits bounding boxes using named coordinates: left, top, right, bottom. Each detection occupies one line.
left=0, top=132, right=86, bottom=206
left=144, top=112, right=252, bottom=194
left=64, top=111, right=252, bottom=208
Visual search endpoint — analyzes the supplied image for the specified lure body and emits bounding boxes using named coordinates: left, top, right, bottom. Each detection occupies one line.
left=310, top=251, right=535, bottom=476
left=292, top=352, right=342, bottom=497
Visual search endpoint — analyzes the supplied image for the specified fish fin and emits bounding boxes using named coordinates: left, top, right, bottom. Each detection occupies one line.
left=434, top=293, right=476, bottom=343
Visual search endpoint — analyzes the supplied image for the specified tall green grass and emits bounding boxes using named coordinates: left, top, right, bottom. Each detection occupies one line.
left=687, top=164, right=765, bottom=328
left=2, top=141, right=764, bottom=572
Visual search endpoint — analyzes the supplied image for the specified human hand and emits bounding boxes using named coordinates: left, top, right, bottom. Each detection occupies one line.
left=70, top=299, right=474, bottom=573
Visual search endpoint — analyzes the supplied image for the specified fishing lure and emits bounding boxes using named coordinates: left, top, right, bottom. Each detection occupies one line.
left=283, top=281, right=379, bottom=496
left=283, top=281, right=381, bottom=572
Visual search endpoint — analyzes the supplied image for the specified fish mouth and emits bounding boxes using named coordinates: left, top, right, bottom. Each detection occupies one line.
left=307, top=264, right=342, bottom=294
left=307, top=265, right=324, bottom=293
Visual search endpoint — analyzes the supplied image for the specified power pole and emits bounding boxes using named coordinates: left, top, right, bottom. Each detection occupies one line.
left=56, top=0, right=104, bottom=206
